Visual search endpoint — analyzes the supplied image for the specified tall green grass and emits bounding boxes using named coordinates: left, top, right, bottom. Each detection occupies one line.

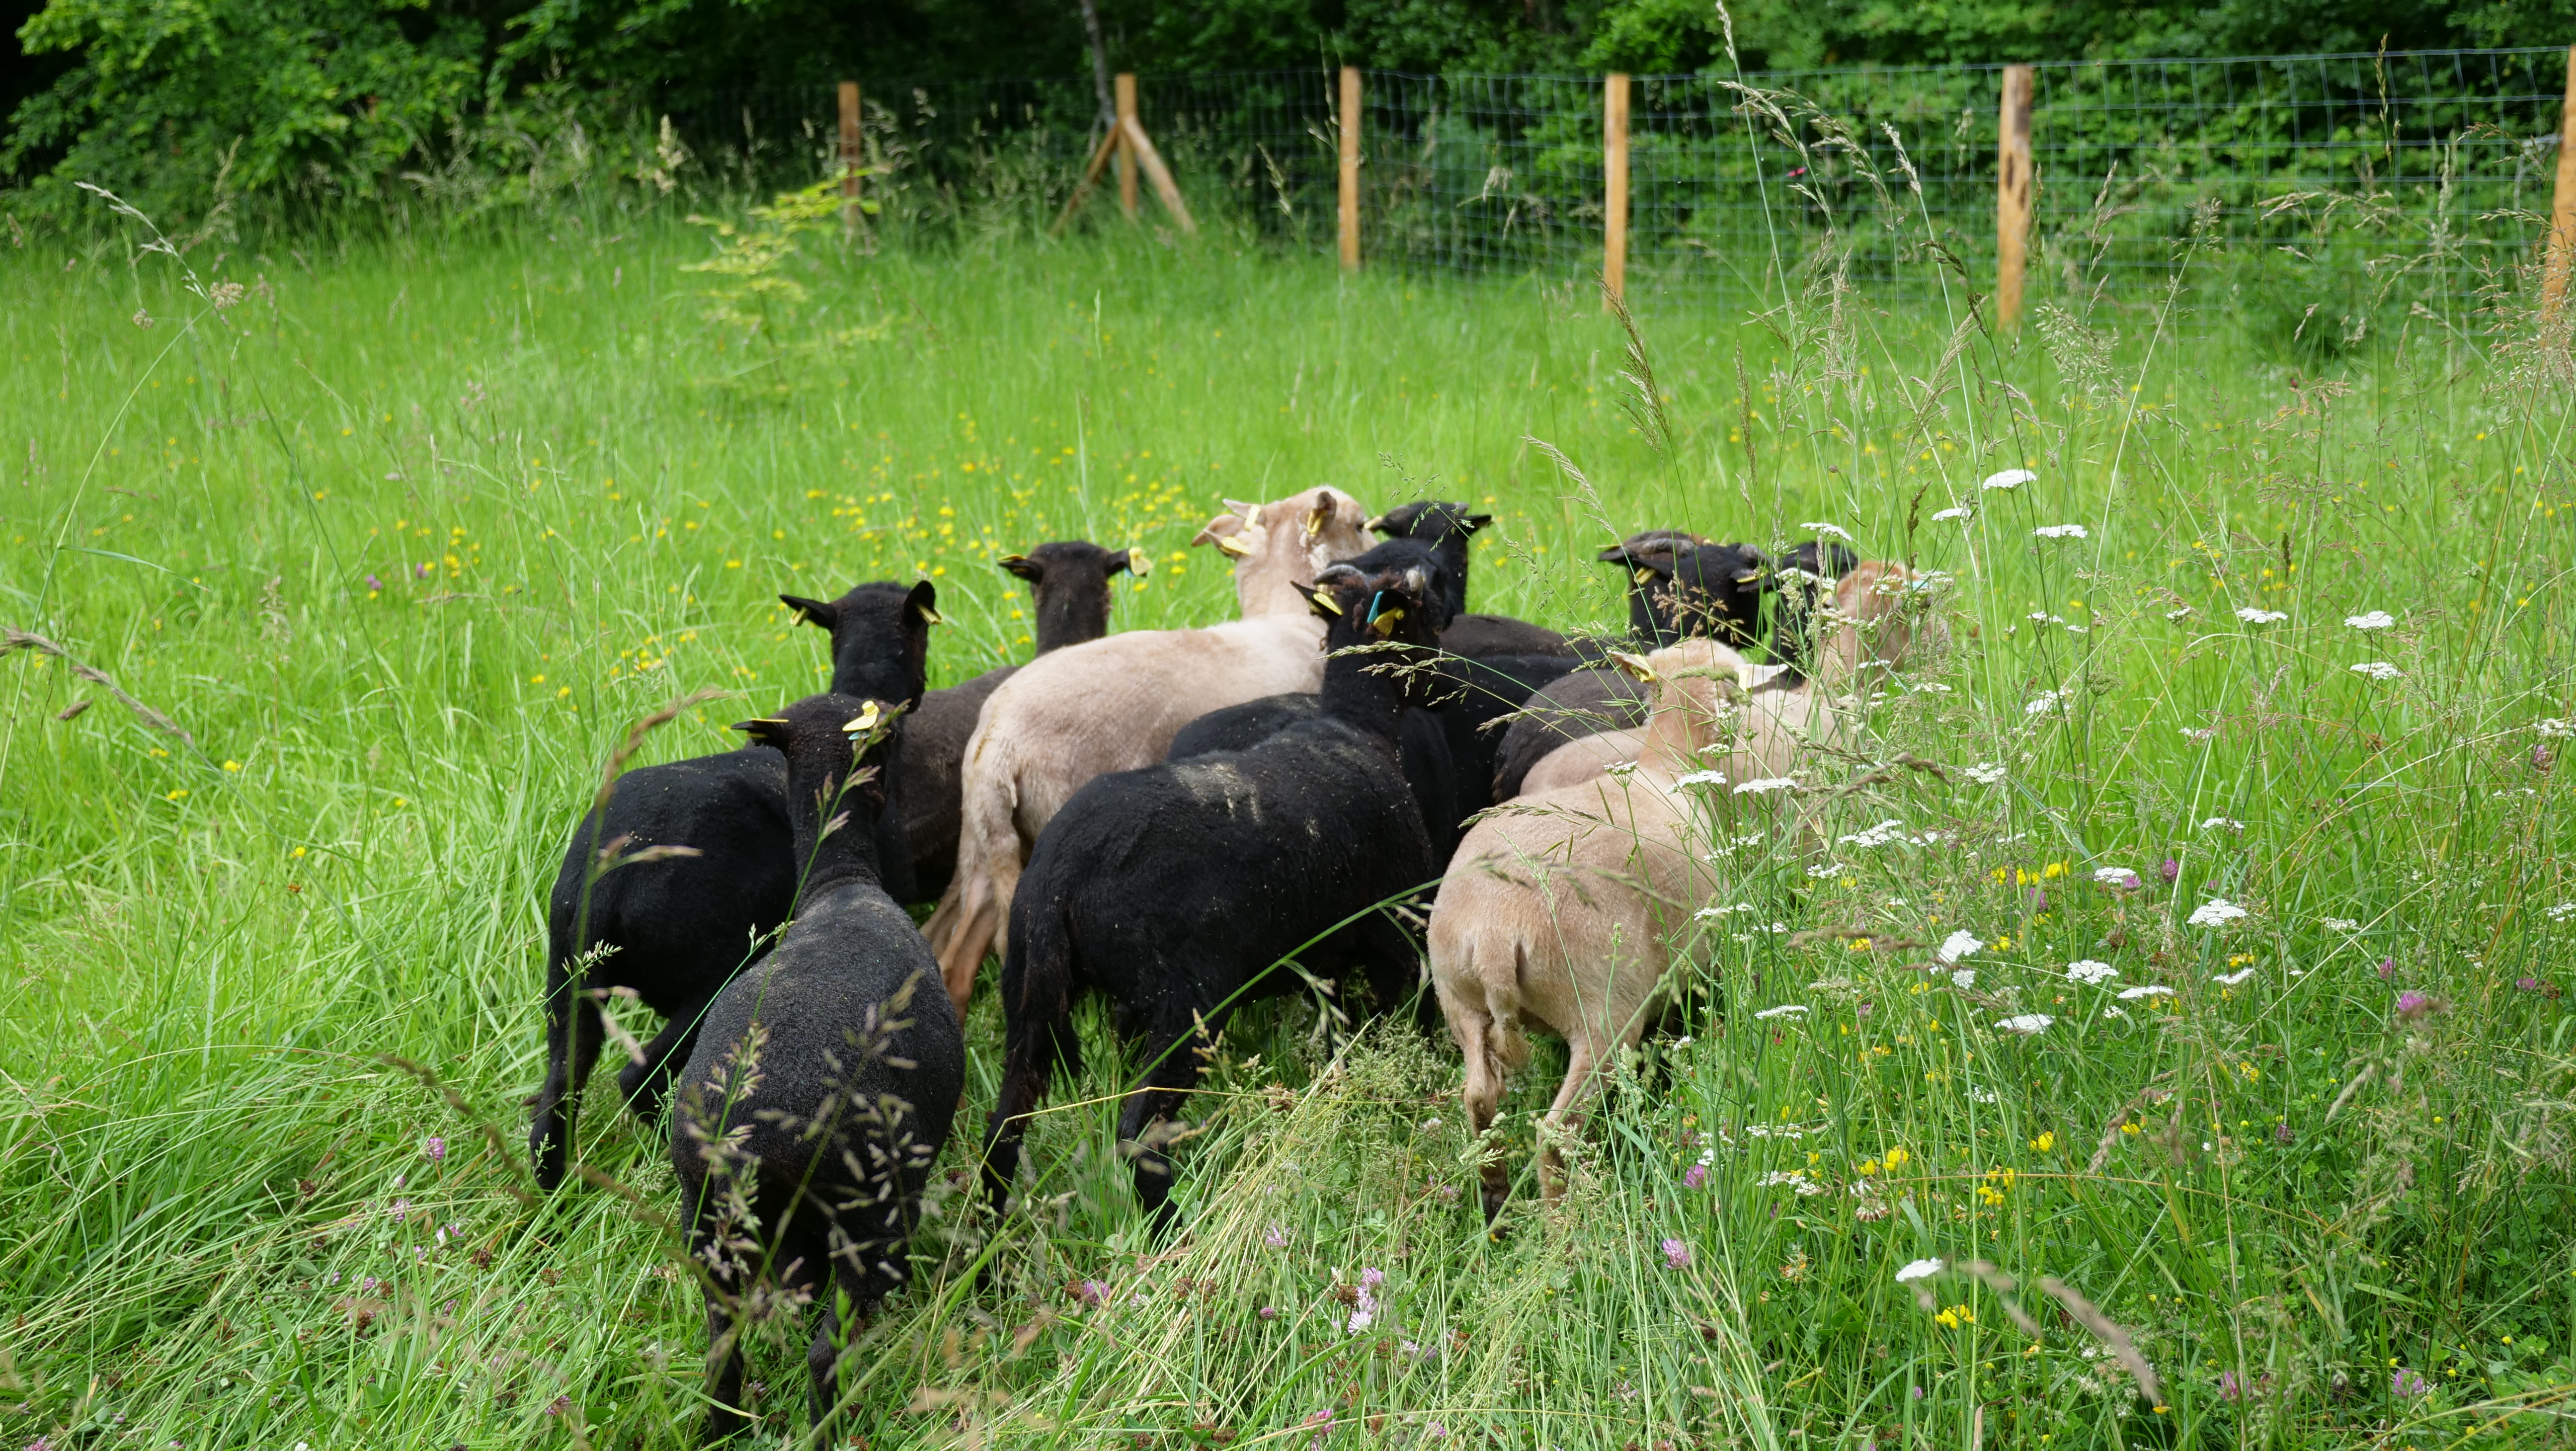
left=3, top=188, right=2575, bottom=1451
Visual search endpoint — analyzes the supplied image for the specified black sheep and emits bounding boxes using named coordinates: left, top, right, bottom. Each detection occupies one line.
left=528, top=580, right=934, bottom=1193
left=898, top=542, right=1137, bottom=901
left=984, top=543, right=1453, bottom=1228
left=1167, top=693, right=1462, bottom=862
left=1368, top=501, right=1572, bottom=657
left=670, top=694, right=963, bottom=1444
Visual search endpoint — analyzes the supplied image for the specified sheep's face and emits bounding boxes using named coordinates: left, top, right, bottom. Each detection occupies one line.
left=781, top=580, right=936, bottom=707
left=1192, top=487, right=1374, bottom=616
left=1311, top=548, right=1452, bottom=700
left=1366, top=500, right=1492, bottom=543
left=1600, top=539, right=1765, bottom=648
left=1639, top=640, right=1748, bottom=752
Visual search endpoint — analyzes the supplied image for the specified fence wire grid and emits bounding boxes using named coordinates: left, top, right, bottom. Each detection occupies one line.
left=656, top=49, right=2571, bottom=318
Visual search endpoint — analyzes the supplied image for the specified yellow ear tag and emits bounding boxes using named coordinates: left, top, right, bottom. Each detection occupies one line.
left=1310, top=589, right=1343, bottom=615
left=1609, top=650, right=1659, bottom=683
left=1217, top=533, right=1253, bottom=557
left=1370, top=607, right=1404, bottom=637
left=1128, top=551, right=1152, bottom=578
left=844, top=701, right=883, bottom=734
left=1633, top=567, right=1655, bottom=586
left=1304, top=503, right=1327, bottom=537
left=917, top=606, right=943, bottom=625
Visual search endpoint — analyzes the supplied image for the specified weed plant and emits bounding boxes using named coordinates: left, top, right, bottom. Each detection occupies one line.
left=2, top=144, right=2575, bottom=1451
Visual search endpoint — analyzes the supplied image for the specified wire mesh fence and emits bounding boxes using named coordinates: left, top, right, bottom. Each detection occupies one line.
left=646, top=49, right=2571, bottom=320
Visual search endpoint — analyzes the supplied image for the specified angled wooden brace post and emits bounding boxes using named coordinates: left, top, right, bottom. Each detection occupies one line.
left=1051, top=74, right=1198, bottom=237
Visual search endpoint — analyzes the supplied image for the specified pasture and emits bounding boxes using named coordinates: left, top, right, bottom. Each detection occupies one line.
left=3, top=204, right=2574, bottom=1449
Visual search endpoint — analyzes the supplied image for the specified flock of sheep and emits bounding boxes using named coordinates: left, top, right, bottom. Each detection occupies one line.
left=523, top=485, right=1937, bottom=1439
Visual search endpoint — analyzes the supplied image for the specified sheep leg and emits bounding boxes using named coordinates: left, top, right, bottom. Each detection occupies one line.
left=980, top=1037, right=1049, bottom=1215
left=936, top=877, right=999, bottom=1017
left=1456, top=1004, right=1513, bottom=1225
left=1534, top=1038, right=1605, bottom=1203
left=1118, top=1027, right=1205, bottom=1234
left=617, top=995, right=710, bottom=1127
left=529, top=976, right=605, bottom=1193
left=698, top=1276, right=749, bottom=1442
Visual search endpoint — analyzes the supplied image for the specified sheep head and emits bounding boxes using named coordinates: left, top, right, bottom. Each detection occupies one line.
left=783, top=580, right=935, bottom=708
left=1192, top=486, right=1375, bottom=621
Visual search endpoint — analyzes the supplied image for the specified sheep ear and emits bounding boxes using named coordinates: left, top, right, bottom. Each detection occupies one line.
left=1303, top=499, right=1328, bottom=539
left=1608, top=650, right=1659, bottom=683
left=1306, top=585, right=1343, bottom=618
left=780, top=594, right=838, bottom=630
left=1463, top=512, right=1493, bottom=534
left=1191, top=513, right=1246, bottom=550
left=1363, top=513, right=1391, bottom=534
left=1115, top=548, right=1149, bottom=578
left=733, top=717, right=791, bottom=746
left=905, top=579, right=941, bottom=626
left=997, top=554, right=1042, bottom=582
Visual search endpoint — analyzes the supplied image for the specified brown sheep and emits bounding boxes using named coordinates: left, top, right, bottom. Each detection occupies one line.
left=1427, top=638, right=1766, bottom=1224
left=925, top=486, right=1374, bottom=1013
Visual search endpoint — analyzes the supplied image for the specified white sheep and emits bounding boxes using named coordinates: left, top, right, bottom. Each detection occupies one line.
left=1428, top=638, right=1759, bottom=1223
left=925, top=486, right=1374, bottom=1012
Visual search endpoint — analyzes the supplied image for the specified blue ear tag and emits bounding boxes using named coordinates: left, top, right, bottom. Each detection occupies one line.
left=1367, top=590, right=1388, bottom=626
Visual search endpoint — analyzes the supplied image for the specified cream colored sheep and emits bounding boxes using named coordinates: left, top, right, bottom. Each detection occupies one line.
left=925, top=486, right=1374, bottom=1013
left=1428, top=638, right=1766, bottom=1224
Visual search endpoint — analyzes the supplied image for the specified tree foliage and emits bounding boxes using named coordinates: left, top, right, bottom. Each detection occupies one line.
left=5, top=0, right=2566, bottom=217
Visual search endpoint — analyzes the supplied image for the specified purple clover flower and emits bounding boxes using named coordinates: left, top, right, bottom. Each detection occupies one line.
left=364, top=573, right=383, bottom=592
left=2396, top=991, right=2439, bottom=1021
left=2158, top=857, right=2180, bottom=885
left=2392, top=1367, right=2430, bottom=1398
left=2518, top=977, right=2545, bottom=993
left=1662, top=1237, right=1692, bottom=1269
left=1683, top=1163, right=1708, bottom=1190
left=2376, top=957, right=2396, bottom=979
left=423, top=1135, right=446, bottom=1162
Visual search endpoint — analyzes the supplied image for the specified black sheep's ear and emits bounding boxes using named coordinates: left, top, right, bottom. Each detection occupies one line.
left=905, top=578, right=942, bottom=626
left=733, top=716, right=791, bottom=747
left=780, top=594, right=837, bottom=630
left=1303, top=581, right=1344, bottom=619
left=997, top=554, right=1042, bottom=582
left=1110, top=548, right=1147, bottom=578
left=1464, top=513, right=1494, bottom=534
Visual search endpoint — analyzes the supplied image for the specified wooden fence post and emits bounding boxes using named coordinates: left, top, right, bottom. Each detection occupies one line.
left=1115, top=73, right=1140, bottom=219
left=1603, top=73, right=1630, bottom=310
left=1996, top=64, right=2034, bottom=329
left=838, top=81, right=862, bottom=235
left=2545, top=45, right=2576, bottom=323
left=1339, top=67, right=1362, bottom=273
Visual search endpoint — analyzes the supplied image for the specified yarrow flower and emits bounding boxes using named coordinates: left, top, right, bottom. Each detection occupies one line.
left=1981, top=468, right=2036, bottom=491
left=1674, top=770, right=1726, bottom=788
left=2212, top=968, right=2255, bottom=986
left=2032, top=524, right=2089, bottom=540
left=2188, top=898, right=2250, bottom=928
left=2117, top=984, right=2175, bottom=1001
left=1950, top=969, right=1977, bottom=989
left=1753, top=1004, right=1809, bottom=1021
left=2093, top=866, right=2142, bottom=889
left=1995, top=1014, right=2054, bottom=1035
left=2024, top=690, right=2070, bottom=716
left=1800, top=521, right=1853, bottom=541
left=2200, top=816, right=2243, bottom=832
left=1937, top=931, right=1983, bottom=964
left=2344, top=610, right=2395, bottom=630
left=1963, top=763, right=2008, bottom=786
left=1662, top=1237, right=1693, bottom=1269
left=2321, top=917, right=2360, bottom=933
left=1732, top=777, right=1797, bottom=795
left=1894, top=1257, right=1943, bottom=1284
left=2349, top=661, right=2404, bottom=681
left=2540, top=719, right=2576, bottom=739
left=1757, top=1171, right=1825, bottom=1196
left=2236, top=607, right=2288, bottom=625
left=2067, top=960, right=2119, bottom=985
left=1931, top=505, right=1973, bottom=522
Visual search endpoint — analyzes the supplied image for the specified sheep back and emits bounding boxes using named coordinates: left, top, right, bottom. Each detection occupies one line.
left=1490, top=666, right=1651, bottom=801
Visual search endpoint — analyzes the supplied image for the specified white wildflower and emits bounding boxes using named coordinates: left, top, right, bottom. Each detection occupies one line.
left=2539, top=719, right=2576, bottom=739
left=1758, top=1170, right=1826, bottom=1196
left=2116, top=984, right=2174, bottom=1001
left=1605, top=761, right=1639, bottom=776
left=1963, top=762, right=2008, bottom=786
left=1995, top=1014, right=2055, bottom=1035
left=1895, top=1258, right=1945, bottom=1283
left=2321, top=917, right=2359, bottom=933
left=2200, top=816, right=2243, bottom=831
left=1968, top=1087, right=1998, bottom=1104
left=2033, top=524, right=2088, bottom=540
left=2092, top=866, right=2140, bottom=886
left=1800, top=521, right=1853, bottom=541
left=2188, top=898, right=2250, bottom=928
left=2236, top=607, right=2288, bottom=625
left=2350, top=661, right=2404, bottom=682
left=2212, top=968, right=2255, bottom=986
left=2179, top=726, right=2216, bottom=740
left=2165, top=606, right=2195, bottom=620
left=1733, top=777, right=1797, bottom=795
left=2029, top=611, right=2066, bottom=626
left=1753, top=1004, right=1810, bottom=1021
left=1931, top=504, right=1973, bottom=522
left=2066, top=960, right=2119, bottom=985
left=1950, top=969, right=1978, bottom=989
left=1981, top=468, right=2036, bottom=491
left=2025, top=690, right=2069, bottom=716
left=1839, top=819, right=1909, bottom=849
left=1674, top=770, right=1726, bottom=788
left=2547, top=902, right=2576, bottom=922
left=1937, top=931, right=1983, bottom=964
left=2344, top=610, right=2395, bottom=630
left=1695, top=903, right=1754, bottom=920
left=2102, top=1006, right=2129, bottom=1020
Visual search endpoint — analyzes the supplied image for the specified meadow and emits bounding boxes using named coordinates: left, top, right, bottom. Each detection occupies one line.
left=3, top=189, right=2575, bottom=1451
